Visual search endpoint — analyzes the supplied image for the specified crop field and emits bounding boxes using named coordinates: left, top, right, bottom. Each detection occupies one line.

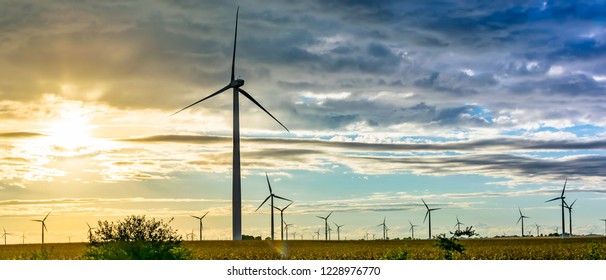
left=1, top=237, right=605, bottom=260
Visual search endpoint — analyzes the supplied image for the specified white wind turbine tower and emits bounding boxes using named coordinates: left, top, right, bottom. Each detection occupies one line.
left=454, top=216, right=464, bottom=232
left=409, top=221, right=418, bottom=239
left=284, top=222, right=293, bottom=241
left=191, top=212, right=209, bottom=241
left=316, top=212, right=333, bottom=241
left=334, top=223, right=344, bottom=241
left=255, top=173, right=292, bottom=240
left=517, top=208, right=529, bottom=237
left=274, top=202, right=293, bottom=240
left=377, top=217, right=387, bottom=240
left=86, top=222, right=96, bottom=242
left=422, top=199, right=441, bottom=239
left=2, top=228, right=11, bottom=245
left=535, top=223, right=541, bottom=237
left=545, top=179, right=567, bottom=239
left=564, top=199, right=577, bottom=236
left=171, top=7, right=289, bottom=240
left=32, top=212, right=50, bottom=244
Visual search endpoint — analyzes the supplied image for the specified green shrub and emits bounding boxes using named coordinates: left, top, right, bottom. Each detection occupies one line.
left=84, top=215, right=191, bottom=260
left=382, top=247, right=410, bottom=260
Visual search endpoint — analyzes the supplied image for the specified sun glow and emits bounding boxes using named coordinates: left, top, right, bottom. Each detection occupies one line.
left=46, top=106, right=95, bottom=149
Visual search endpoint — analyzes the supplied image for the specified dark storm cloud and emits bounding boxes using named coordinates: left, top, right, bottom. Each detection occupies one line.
left=1, top=0, right=606, bottom=134
left=124, top=134, right=606, bottom=152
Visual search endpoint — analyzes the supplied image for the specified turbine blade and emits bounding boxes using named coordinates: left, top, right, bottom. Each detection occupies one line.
left=265, top=172, right=273, bottom=194
left=255, top=195, right=271, bottom=212
left=191, top=215, right=201, bottom=219
left=202, top=212, right=209, bottom=219
left=238, top=88, right=290, bottom=132
left=545, top=197, right=560, bottom=202
left=421, top=198, right=429, bottom=210
left=517, top=216, right=522, bottom=224
left=431, top=208, right=441, bottom=211
left=273, top=195, right=292, bottom=202
left=561, top=179, right=567, bottom=197
left=170, top=84, right=231, bottom=116
left=43, top=223, right=48, bottom=232
left=43, top=212, right=50, bottom=221
left=327, top=211, right=333, bottom=219
left=283, top=202, right=293, bottom=210
left=570, top=199, right=577, bottom=207
left=316, top=216, right=325, bottom=219
left=423, top=211, right=429, bottom=223
left=231, top=6, right=239, bottom=81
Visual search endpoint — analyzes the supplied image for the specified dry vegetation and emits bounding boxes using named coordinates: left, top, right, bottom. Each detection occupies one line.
left=1, top=237, right=605, bottom=260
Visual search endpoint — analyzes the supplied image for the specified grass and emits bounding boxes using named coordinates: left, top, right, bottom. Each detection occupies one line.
left=0, top=237, right=605, bottom=260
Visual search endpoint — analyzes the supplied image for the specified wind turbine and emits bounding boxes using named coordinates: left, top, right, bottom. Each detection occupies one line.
left=316, top=211, right=333, bottom=241
left=422, top=199, right=441, bottom=239
left=284, top=222, right=293, bottom=241
left=364, top=232, right=369, bottom=241
left=191, top=212, right=210, bottom=241
left=409, top=221, right=418, bottom=239
left=601, top=219, right=606, bottom=236
left=377, top=217, right=387, bottom=240
left=32, top=212, right=50, bottom=244
left=545, top=179, right=567, bottom=239
left=86, top=222, right=96, bottom=242
left=67, top=235, right=72, bottom=243
left=255, top=173, right=292, bottom=240
left=327, top=225, right=332, bottom=241
left=2, top=228, right=11, bottom=245
left=21, top=233, right=26, bottom=244
left=564, top=199, right=577, bottom=237
left=516, top=208, right=529, bottom=237
left=454, top=216, right=464, bottom=232
left=535, top=223, right=541, bottom=237
left=315, top=228, right=320, bottom=241
left=274, top=202, right=293, bottom=240
left=171, top=7, right=289, bottom=241
left=334, top=223, right=344, bottom=241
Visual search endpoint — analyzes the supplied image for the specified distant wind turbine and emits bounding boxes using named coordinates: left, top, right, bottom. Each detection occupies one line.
left=21, top=233, right=26, bottom=244
left=564, top=199, right=577, bottom=237
left=422, top=199, right=441, bottom=239
left=454, top=216, right=464, bottom=232
left=256, top=173, right=292, bottom=240
left=171, top=7, right=289, bottom=241
left=32, top=212, right=50, bottom=244
left=377, top=217, right=387, bottom=240
left=315, top=228, right=321, bottom=241
left=284, top=222, right=293, bottom=240
left=545, top=179, right=567, bottom=239
left=316, top=211, right=333, bottom=241
left=516, top=208, right=529, bottom=237
left=409, top=221, right=418, bottom=239
left=334, top=223, right=344, bottom=241
left=191, top=212, right=210, bottom=241
left=535, top=223, right=541, bottom=237
left=274, top=202, right=293, bottom=240
left=327, top=225, right=332, bottom=241
left=2, top=228, right=11, bottom=245
left=601, top=219, right=606, bottom=236
left=86, top=222, right=96, bottom=242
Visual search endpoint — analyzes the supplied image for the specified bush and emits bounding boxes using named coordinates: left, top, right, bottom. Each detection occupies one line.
left=382, top=247, right=410, bottom=260
left=434, top=226, right=478, bottom=260
left=84, top=215, right=191, bottom=260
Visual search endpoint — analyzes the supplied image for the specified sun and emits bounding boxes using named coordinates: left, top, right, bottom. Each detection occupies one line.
left=46, top=107, right=95, bottom=149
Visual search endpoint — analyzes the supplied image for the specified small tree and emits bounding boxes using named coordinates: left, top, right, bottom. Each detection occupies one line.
left=434, top=226, right=478, bottom=260
left=85, top=215, right=191, bottom=260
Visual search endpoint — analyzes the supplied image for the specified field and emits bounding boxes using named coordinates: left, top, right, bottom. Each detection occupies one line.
left=1, top=237, right=605, bottom=260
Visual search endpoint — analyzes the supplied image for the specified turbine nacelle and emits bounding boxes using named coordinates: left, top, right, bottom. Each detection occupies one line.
left=230, top=79, right=245, bottom=88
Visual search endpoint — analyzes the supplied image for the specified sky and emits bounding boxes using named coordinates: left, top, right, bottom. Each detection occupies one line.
left=1, top=0, right=606, bottom=243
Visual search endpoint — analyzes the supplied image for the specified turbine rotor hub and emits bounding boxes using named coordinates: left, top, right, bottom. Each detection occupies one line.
left=231, top=79, right=245, bottom=88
